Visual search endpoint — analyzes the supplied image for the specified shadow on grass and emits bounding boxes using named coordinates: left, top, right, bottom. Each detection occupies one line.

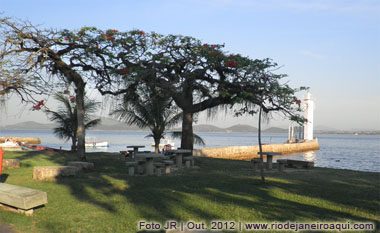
left=62, top=155, right=380, bottom=224
left=0, top=174, right=8, bottom=183
left=4, top=152, right=379, bottom=232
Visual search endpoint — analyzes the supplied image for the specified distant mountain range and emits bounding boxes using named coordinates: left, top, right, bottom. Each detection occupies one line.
left=1, top=118, right=378, bottom=135
left=0, top=118, right=288, bottom=133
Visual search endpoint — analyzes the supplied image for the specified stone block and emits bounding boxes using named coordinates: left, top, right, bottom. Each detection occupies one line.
left=126, top=162, right=138, bottom=176
left=251, top=158, right=261, bottom=172
left=0, top=183, right=47, bottom=210
left=286, top=159, right=314, bottom=169
left=277, top=159, right=287, bottom=172
left=67, top=161, right=94, bottom=171
left=33, top=166, right=81, bottom=181
left=3, top=159, right=20, bottom=169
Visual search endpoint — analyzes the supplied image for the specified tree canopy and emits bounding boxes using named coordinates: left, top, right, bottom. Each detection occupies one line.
left=1, top=16, right=305, bottom=151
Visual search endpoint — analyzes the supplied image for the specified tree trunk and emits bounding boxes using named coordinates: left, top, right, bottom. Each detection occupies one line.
left=71, top=136, right=77, bottom=152
left=154, top=136, right=160, bottom=154
left=258, top=106, right=265, bottom=182
left=75, top=84, right=86, bottom=161
left=181, top=111, right=194, bottom=150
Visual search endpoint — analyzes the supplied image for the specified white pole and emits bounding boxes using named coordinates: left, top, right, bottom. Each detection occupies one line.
left=303, top=92, right=314, bottom=140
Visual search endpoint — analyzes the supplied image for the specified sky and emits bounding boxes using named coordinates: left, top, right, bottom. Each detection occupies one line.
left=0, top=0, right=379, bottom=130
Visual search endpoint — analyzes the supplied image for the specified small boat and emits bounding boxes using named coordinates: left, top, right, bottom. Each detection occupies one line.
left=18, top=143, right=68, bottom=152
left=85, top=137, right=109, bottom=147
left=151, top=138, right=175, bottom=149
left=85, top=141, right=110, bottom=147
left=0, top=138, right=20, bottom=148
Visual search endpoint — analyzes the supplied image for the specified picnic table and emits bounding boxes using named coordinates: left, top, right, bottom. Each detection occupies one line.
left=257, top=152, right=282, bottom=170
left=127, top=145, right=145, bottom=158
left=167, top=149, right=192, bottom=168
left=134, top=153, right=164, bottom=175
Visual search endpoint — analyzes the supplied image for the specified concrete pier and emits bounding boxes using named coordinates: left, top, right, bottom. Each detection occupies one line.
left=193, top=139, right=319, bottom=161
left=0, top=137, right=41, bottom=144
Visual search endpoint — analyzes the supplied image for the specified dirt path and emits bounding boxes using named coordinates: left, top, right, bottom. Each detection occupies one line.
left=0, top=223, right=15, bottom=233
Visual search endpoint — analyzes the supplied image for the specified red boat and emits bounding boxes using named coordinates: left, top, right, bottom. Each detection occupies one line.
left=18, top=143, right=69, bottom=152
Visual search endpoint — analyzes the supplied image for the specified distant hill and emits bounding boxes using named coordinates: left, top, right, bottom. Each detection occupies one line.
left=2, top=119, right=290, bottom=133
left=1, top=117, right=149, bottom=132
left=192, top=124, right=225, bottom=132
left=262, top=127, right=288, bottom=133
left=2, top=121, right=56, bottom=130
left=315, top=125, right=337, bottom=131
left=225, top=124, right=258, bottom=133
left=7, top=119, right=375, bottom=134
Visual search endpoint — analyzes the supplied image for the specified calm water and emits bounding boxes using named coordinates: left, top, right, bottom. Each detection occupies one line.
left=1, top=130, right=379, bottom=172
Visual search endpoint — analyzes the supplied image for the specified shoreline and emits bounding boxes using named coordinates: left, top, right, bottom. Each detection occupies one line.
left=1, top=128, right=379, bottom=135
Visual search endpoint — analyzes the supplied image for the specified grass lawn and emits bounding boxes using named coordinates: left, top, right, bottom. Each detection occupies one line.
left=0, top=151, right=379, bottom=233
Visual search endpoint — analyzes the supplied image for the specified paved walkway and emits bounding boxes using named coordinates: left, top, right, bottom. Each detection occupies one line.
left=0, top=223, right=14, bottom=233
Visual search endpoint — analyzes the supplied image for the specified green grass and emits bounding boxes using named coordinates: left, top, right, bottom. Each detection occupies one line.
left=0, top=151, right=379, bottom=233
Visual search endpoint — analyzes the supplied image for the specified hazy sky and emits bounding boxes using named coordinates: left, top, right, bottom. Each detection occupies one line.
left=1, top=0, right=379, bottom=130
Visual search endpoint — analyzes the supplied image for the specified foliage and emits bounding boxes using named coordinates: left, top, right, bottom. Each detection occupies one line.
left=111, top=85, right=182, bottom=153
left=1, top=15, right=307, bottom=153
left=80, top=31, right=306, bottom=149
left=46, top=93, right=100, bottom=151
left=0, top=17, right=108, bottom=159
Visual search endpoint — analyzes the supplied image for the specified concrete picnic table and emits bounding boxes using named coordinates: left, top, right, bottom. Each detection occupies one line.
left=257, top=152, right=282, bottom=170
left=127, top=145, right=145, bottom=158
left=134, top=152, right=165, bottom=175
left=166, top=149, right=192, bottom=168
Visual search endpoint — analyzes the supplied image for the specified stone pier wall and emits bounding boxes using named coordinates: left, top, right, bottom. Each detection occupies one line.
left=0, top=137, right=41, bottom=144
left=193, top=139, right=319, bottom=161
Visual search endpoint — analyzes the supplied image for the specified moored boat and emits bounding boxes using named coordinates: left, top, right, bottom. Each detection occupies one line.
left=18, top=143, right=68, bottom=152
left=0, top=138, right=20, bottom=148
left=151, top=138, right=175, bottom=149
left=0, top=138, right=22, bottom=151
left=85, top=141, right=110, bottom=147
left=85, top=137, right=110, bottom=147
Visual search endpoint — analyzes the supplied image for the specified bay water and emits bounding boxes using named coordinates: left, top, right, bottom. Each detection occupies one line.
left=1, top=130, right=379, bottom=172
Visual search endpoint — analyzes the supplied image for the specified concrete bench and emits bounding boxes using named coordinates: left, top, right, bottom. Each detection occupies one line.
left=183, top=156, right=195, bottom=168
left=286, top=159, right=314, bottom=169
left=162, top=160, right=174, bottom=174
left=136, top=159, right=146, bottom=174
left=0, top=183, right=47, bottom=215
left=125, top=162, right=138, bottom=176
left=277, top=159, right=287, bottom=172
left=251, top=158, right=262, bottom=172
left=67, top=161, right=94, bottom=171
left=3, top=159, right=20, bottom=169
left=257, top=152, right=282, bottom=170
left=33, top=166, right=81, bottom=181
left=154, top=163, right=165, bottom=176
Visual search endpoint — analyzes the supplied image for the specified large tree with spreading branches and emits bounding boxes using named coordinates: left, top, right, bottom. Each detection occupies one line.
left=1, top=16, right=305, bottom=153
left=0, top=17, right=106, bottom=160
left=77, top=31, right=305, bottom=150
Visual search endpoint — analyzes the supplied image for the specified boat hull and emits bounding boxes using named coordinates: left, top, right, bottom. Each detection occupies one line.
left=85, top=141, right=109, bottom=147
left=18, top=143, right=68, bottom=152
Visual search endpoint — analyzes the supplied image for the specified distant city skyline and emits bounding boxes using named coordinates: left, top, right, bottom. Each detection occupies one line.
left=1, top=0, right=379, bottom=131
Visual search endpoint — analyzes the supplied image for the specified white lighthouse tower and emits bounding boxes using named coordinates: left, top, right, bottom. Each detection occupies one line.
left=303, top=92, right=314, bottom=141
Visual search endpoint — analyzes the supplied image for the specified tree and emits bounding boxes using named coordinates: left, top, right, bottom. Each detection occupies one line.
left=85, top=33, right=270, bottom=150
left=234, top=60, right=308, bottom=182
left=46, top=93, right=101, bottom=152
left=0, top=17, right=106, bottom=160
left=111, top=85, right=182, bottom=153
left=67, top=29, right=303, bottom=152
